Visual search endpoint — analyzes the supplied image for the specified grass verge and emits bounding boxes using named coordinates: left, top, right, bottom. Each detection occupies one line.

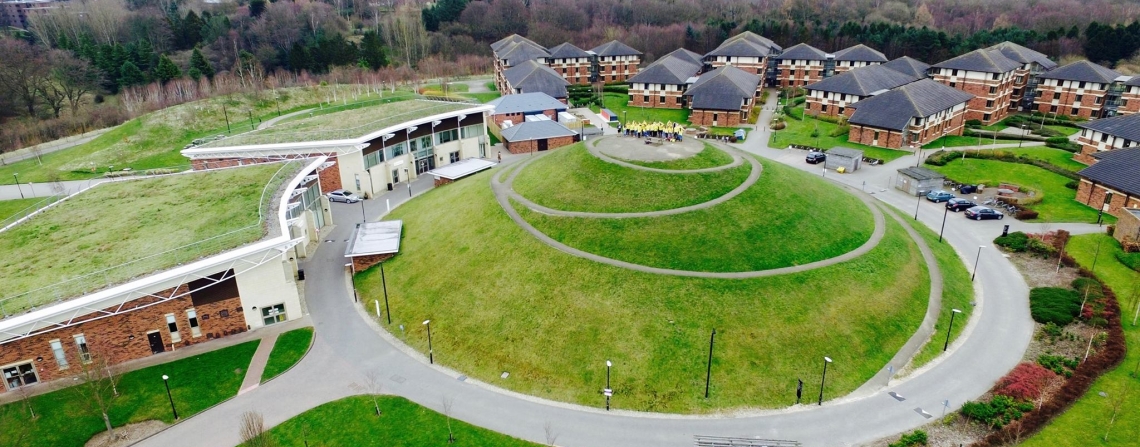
left=0, top=198, right=46, bottom=222
left=518, top=158, right=875, bottom=272
left=511, top=143, right=751, bottom=213
left=997, top=147, right=1087, bottom=172
left=592, top=93, right=691, bottom=124
left=354, top=168, right=928, bottom=413
left=927, top=158, right=1101, bottom=223
left=1021, top=234, right=1140, bottom=446
left=246, top=395, right=542, bottom=446
left=616, top=143, right=733, bottom=170
left=774, top=109, right=909, bottom=162
left=260, top=328, right=314, bottom=384
left=921, top=135, right=1024, bottom=149
left=462, top=91, right=502, bottom=103
left=0, top=341, right=258, bottom=447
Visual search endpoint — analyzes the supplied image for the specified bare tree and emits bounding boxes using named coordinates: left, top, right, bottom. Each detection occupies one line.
left=0, top=38, right=50, bottom=117
left=442, top=397, right=455, bottom=443
left=544, top=421, right=559, bottom=446
left=1103, top=386, right=1129, bottom=442
left=364, top=371, right=383, bottom=416
left=48, top=51, right=102, bottom=116
left=239, top=411, right=274, bottom=447
left=72, top=351, right=122, bottom=440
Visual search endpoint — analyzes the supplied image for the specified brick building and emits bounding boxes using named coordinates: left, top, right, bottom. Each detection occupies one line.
left=486, top=92, right=568, bottom=128
left=1035, top=60, right=1121, bottom=119
left=1073, top=113, right=1140, bottom=164
left=988, top=41, right=1057, bottom=111
left=684, top=65, right=761, bottom=127
left=500, top=120, right=579, bottom=153
left=0, top=0, right=62, bottom=29
left=805, top=64, right=921, bottom=117
left=0, top=161, right=323, bottom=393
left=590, top=40, right=642, bottom=83
left=847, top=79, right=973, bottom=149
left=703, top=31, right=781, bottom=81
left=502, top=60, right=571, bottom=102
left=1117, top=77, right=1140, bottom=115
left=545, top=43, right=593, bottom=85
left=775, top=43, right=829, bottom=88
left=626, top=48, right=703, bottom=109
left=1076, top=148, right=1140, bottom=218
left=832, top=44, right=888, bottom=74
left=491, top=35, right=549, bottom=94
left=930, top=49, right=1021, bottom=125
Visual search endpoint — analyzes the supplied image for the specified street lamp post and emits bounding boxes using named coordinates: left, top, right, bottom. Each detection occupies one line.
left=380, top=262, right=391, bottom=324
left=818, top=356, right=832, bottom=406
left=13, top=173, right=23, bottom=199
left=939, top=204, right=949, bottom=242
left=704, top=328, right=716, bottom=399
left=359, top=198, right=367, bottom=222
left=943, top=309, right=963, bottom=351
left=604, top=360, right=613, bottom=410
left=162, top=375, right=179, bottom=420
left=423, top=320, right=433, bottom=364
left=405, top=168, right=411, bottom=198
left=1019, top=124, right=1027, bottom=147
left=914, top=191, right=922, bottom=221
left=971, top=245, right=985, bottom=281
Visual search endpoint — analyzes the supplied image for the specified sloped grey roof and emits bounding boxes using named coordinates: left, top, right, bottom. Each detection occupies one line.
left=500, top=120, right=578, bottom=142
left=1079, top=113, right=1140, bottom=142
left=499, top=41, right=550, bottom=66
left=834, top=44, right=887, bottom=63
left=662, top=48, right=704, bottom=66
left=628, top=53, right=702, bottom=85
left=848, top=79, right=974, bottom=130
left=683, top=65, right=760, bottom=111
left=1125, top=76, right=1140, bottom=87
left=705, top=32, right=779, bottom=58
left=988, top=41, right=1057, bottom=70
left=777, top=43, right=829, bottom=61
left=898, top=166, right=945, bottom=181
left=932, top=49, right=1021, bottom=73
left=503, top=60, right=570, bottom=98
left=805, top=64, right=920, bottom=96
left=1078, top=147, right=1140, bottom=196
left=486, top=92, right=568, bottom=115
left=591, top=40, right=642, bottom=57
left=882, top=56, right=931, bottom=78
left=547, top=42, right=590, bottom=59
left=492, top=35, right=543, bottom=53
left=724, top=31, right=781, bottom=52
left=1039, top=60, right=1121, bottom=84
left=829, top=147, right=864, bottom=158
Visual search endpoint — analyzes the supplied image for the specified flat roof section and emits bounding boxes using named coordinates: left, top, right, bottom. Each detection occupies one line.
left=429, top=158, right=497, bottom=180
left=345, top=221, right=404, bottom=258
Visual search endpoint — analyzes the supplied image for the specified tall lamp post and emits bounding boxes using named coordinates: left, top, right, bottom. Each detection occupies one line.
left=943, top=309, right=963, bottom=351
left=405, top=168, right=411, bottom=198
left=971, top=245, right=985, bottom=282
left=1019, top=124, right=1027, bottom=147
left=423, top=319, right=433, bottom=364
left=704, top=328, right=716, bottom=399
left=914, top=191, right=923, bottom=221
left=818, top=356, right=833, bottom=406
left=13, top=173, right=23, bottom=199
left=162, top=375, right=179, bottom=420
left=604, top=360, right=613, bottom=410
left=938, top=204, right=950, bottom=242
left=380, top=262, right=391, bottom=324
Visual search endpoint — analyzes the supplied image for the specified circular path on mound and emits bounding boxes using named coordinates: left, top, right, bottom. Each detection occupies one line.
left=493, top=140, right=886, bottom=278
left=590, top=137, right=739, bottom=172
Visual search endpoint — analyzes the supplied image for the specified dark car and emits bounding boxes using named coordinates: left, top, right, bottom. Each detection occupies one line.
left=806, top=152, right=826, bottom=164
left=964, top=206, right=1004, bottom=220
left=926, top=190, right=955, bottom=202
left=946, top=198, right=976, bottom=212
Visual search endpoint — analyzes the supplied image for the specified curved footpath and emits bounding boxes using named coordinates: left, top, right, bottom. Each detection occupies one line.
left=138, top=92, right=1045, bottom=447
left=588, top=138, right=744, bottom=173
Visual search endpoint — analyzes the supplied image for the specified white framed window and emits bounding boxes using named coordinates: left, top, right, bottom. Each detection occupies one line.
left=2, top=362, right=38, bottom=390
left=363, top=150, right=384, bottom=169
left=187, top=309, right=202, bottom=338
left=50, top=339, right=68, bottom=369
left=436, top=128, right=458, bottom=145
left=74, top=334, right=91, bottom=363
left=262, top=304, right=286, bottom=326
left=166, top=313, right=181, bottom=343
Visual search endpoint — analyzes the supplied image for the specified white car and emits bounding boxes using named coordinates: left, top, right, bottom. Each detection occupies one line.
left=327, top=189, right=362, bottom=203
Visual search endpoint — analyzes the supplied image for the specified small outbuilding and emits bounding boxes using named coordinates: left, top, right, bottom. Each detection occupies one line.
left=825, top=147, right=863, bottom=172
left=345, top=220, right=403, bottom=272
left=428, top=158, right=497, bottom=187
left=500, top=120, right=580, bottom=154
left=896, top=166, right=945, bottom=196
left=1114, top=208, right=1140, bottom=245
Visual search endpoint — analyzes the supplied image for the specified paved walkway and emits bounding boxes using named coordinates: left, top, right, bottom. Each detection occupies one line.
left=256, top=108, right=315, bottom=130
left=238, top=333, right=280, bottom=395
left=0, top=127, right=114, bottom=173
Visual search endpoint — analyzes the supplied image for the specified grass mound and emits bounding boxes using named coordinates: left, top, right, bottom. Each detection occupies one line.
left=613, top=143, right=734, bottom=170
left=511, top=143, right=751, bottom=213
left=354, top=169, right=928, bottom=413
left=518, top=158, right=875, bottom=272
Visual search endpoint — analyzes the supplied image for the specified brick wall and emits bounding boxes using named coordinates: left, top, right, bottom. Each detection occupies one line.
left=777, top=65, right=825, bottom=87
left=504, top=135, right=579, bottom=154
left=628, top=89, right=685, bottom=109
left=690, top=109, right=744, bottom=127
left=351, top=253, right=395, bottom=272
left=1075, top=139, right=1099, bottom=164
left=1034, top=84, right=1107, bottom=119
left=1119, top=92, right=1140, bottom=115
left=1115, top=209, right=1140, bottom=243
left=848, top=125, right=904, bottom=149
left=805, top=97, right=852, bottom=117
left=190, top=156, right=341, bottom=191
left=1076, top=179, right=1140, bottom=218
left=0, top=286, right=246, bottom=392
left=491, top=109, right=559, bottom=127
left=933, top=75, right=1011, bottom=124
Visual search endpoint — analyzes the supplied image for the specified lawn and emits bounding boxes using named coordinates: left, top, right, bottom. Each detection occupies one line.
left=354, top=168, right=929, bottom=413
left=518, top=158, right=875, bottom=272
left=927, top=158, right=1102, bottom=223
left=591, top=92, right=691, bottom=124
left=1000, top=147, right=1087, bottom=172
left=0, top=197, right=48, bottom=223
left=247, top=395, right=542, bottom=447
left=1044, top=124, right=1081, bottom=137
left=616, top=143, right=733, bottom=170
left=511, top=143, right=752, bottom=213
left=0, top=162, right=296, bottom=315
left=1021, top=234, right=1140, bottom=447
left=462, top=91, right=502, bottom=103
left=0, top=85, right=394, bottom=184
left=774, top=110, right=910, bottom=162
left=921, top=135, right=1024, bottom=149
left=978, top=123, right=1009, bottom=132
left=260, top=328, right=314, bottom=383
left=0, top=341, right=259, bottom=447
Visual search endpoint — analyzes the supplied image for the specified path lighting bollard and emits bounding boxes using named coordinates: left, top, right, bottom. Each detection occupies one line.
left=939, top=204, right=949, bottom=242
left=162, top=375, right=179, bottom=420
left=705, top=329, right=716, bottom=399
left=423, top=320, right=433, bottom=364
left=818, top=356, right=832, bottom=406
left=604, top=360, right=613, bottom=410
left=380, top=262, right=391, bottom=324
left=943, top=309, right=963, bottom=351
left=972, top=245, right=985, bottom=282
left=13, top=173, right=23, bottom=199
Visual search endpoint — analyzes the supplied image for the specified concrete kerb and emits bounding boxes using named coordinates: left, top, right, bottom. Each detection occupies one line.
left=253, top=327, right=317, bottom=387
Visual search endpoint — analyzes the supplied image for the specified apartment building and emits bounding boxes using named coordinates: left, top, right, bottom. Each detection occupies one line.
left=832, top=44, right=888, bottom=74
left=930, top=49, right=1021, bottom=125
left=805, top=64, right=922, bottom=117
left=1035, top=60, right=1121, bottom=119
left=775, top=43, right=829, bottom=88
left=846, top=79, right=973, bottom=149
left=590, top=40, right=642, bottom=83
left=626, top=49, right=703, bottom=109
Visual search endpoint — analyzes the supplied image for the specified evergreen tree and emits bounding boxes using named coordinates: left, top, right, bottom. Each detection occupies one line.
left=119, top=61, right=146, bottom=88
left=133, top=40, right=156, bottom=72
left=359, top=30, right=387, bottom=69
left=190, top=48, right=214, bottom=79
left=180, top=11, right=204, bottom=50
left=250, top=0, right=266, bottom=18
left=188, top=67, right=203, bottom=80
left=154, top=55, right=182, bottom=84
left=288, top=42, right=313, bottom=73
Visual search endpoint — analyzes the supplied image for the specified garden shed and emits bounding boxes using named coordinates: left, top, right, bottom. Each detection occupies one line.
left=825, top=147, right=863, bottom=172
left=896, top=166, right=945, bottom=196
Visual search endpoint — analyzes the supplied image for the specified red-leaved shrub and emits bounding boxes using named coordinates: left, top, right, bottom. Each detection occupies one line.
left=995, top=363, right=1056, bottom=400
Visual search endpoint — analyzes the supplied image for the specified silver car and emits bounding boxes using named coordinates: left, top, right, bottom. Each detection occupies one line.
left=327, top=189, right=362, bottom=203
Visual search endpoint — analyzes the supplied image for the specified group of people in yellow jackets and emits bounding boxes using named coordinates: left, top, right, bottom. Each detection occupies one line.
left=617, top=121, right=685, bottom=142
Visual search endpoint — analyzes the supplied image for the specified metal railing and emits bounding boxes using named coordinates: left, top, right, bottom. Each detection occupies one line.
left=0, top=194, right=65, bottom=231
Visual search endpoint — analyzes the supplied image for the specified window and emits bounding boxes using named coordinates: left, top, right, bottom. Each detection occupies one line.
left=1012, top=88, right=1021, bottom=96
left=449, top=151, right=460, bottom=163
left=950, top=82, right=956, bottom=88
left=838, top=107, right=844, bottom=115
left=1101, top=133, right=1109, bottom=142
left=1016, top=76, right=1024, bottom=83
left=262, top=304, right=286, bottom=326
left=983, top=113, right=991, bottom=121
left=187, top=309, right=201, bottom=338
left=460, top=124, right=484, bottom=139
left=913, top=117, right=922, bottom=126
left=74, top=334, right=91, bottom=363
left=1075, top=94, right=1083, bottom=102
left=2, top=362, right=37, bottom=390
left=50, top=340, right=68, bottom=369
left=1095, top=96, right=1103, bottom=105
left=1071, top=108, right=1079, bottom=115
left=643, top=95, right=649, bottom=103
left=1050, top=105, right=1058, bottom=113
left=952, top=69, right=959, bottom=76
left=821, top=104, right=828, bottom=112
left=989, top=86, right=997, bottom=94
left=992, top=73, right=1000, bottom=80
left=1079, top=81, right=1086, bottom=89
left=660, top=96, right=666, bottom=104
left=436, top=128, right=458, bottom=145
left=418, top=135, right=433, bottom=150
left=1053, top=92, right=1061, bottom=100
left=1126, top=140, right=1133, bottom=147
left=363, top=150, right=383, bottom=169
left=166, top=313, right=180, bottom=343
left=986, top=100, right=994, bottom=108
left=388, top=141, right=406, bottom=158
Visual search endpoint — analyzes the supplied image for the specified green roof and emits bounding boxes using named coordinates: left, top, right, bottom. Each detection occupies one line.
left=202, top=100, right=477, bottom=148
left=0, top=162, right=300, bottom=317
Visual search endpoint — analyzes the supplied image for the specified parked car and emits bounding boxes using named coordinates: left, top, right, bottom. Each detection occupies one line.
left=327, top=189, right=362, bottom=203
left=946, top=198, right=976, bottom=212
left=964, top=206, right=1004, bottom=220
left=806, top=152, right=826, bottom=164
left=958, top=184, right=978, bottom=194
left=926, top=190, right=955, bottom=202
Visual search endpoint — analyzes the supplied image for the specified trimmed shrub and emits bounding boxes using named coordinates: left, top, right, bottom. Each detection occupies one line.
left=1115, top=251, right=1140, bottom=272
left=995, top=363, right=1056, bottom=400
left=1029, top=287, right=1081, bottom=325
left=966, top=119, right=982, bottom=127
left=1064, top=180, right=1078, bottom=189
left=1033, top=127, right=1063, bottom=137
left=829, top=125, right=850, bottom=137
left=1037, top=354, right=1079, bottom=377
left=994, top=231, right=1030, bottom=252
left=960, top=395, right=1034, bottom=429
left=1015, top=209, right=1040, bottom=220
left=888, top=430, right=928, bottom=447
left=1045, top=136, right=1070, bottom=145
left=1027, top=238, right=1056, bottom=257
